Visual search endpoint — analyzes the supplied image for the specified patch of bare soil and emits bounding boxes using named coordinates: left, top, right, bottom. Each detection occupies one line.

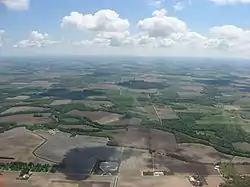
left=89, top=83, right=120, bottom=90
left=106, top=128, right=177, bottom=151
left=108, top=117, right=141, bottom=126
left=155, top=107, right=178, bottom=119
left=150, top=129, right=177, bottom=152
left=1, top=106, right=46, bottom=115
left=96, top=113, right=121, bottom=124
left=235, top=164, right=250, bottom=174
left=177, top=143, right=232, bottom=164
left=155, top=154, right=218, bottom=175
left=50, top=100, right=72, bottom=106
left=0, top=127, right=46, bottom=163
left=67, top=110, right=122, bottom=124
left=119, top=176, right=193, bottom=187
left=0, top=113, right=51, bottom=125
left=6, top=95, right=30, bottom=100
left=233, top=142, right=250, bottom=152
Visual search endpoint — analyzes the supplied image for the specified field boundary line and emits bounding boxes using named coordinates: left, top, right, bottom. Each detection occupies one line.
left=31, top=131, right=58, bottom=164
left=147, top=94, right=162, bottom=124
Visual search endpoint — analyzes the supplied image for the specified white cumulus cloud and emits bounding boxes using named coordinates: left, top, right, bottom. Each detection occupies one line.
left=13, top=31, right=60, bottom=48
left=61, top=10, right=130, bottom=33
left=1, top=0, right=29, bottom=10
left=63, top=9, right=250, bottom=58
left=210, top=25, right=250, bottom=40
left=208, top=25, right=250, bottom=52
left=137, top=9, right=187, bottom=37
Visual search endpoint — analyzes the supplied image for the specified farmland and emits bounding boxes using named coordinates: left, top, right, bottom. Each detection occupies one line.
left=1, top=56, right=250, bottom=186
left=0, top=127, right=46, bottom=163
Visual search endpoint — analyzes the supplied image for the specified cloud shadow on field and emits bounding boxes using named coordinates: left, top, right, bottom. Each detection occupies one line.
left=58, top=146, right=139, bottom=181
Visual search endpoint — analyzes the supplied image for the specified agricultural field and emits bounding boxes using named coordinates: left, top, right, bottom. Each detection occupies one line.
left=1, top=57, right=250, bottom=186
left=34, top=130, right=108, bottom=163
left=118, top=176, right=193, bottom=187
left=177, top=143, right=233, bottom=163
left=67, top=110, right=122, bottom=125
left=154, top=106, right=178, bottom=119
left=119, top=148, right=152, bottom=176
left=0, top=127, right=46, bottom=163
left=50, top=100, right=72, bottom=106
left=105, top=128, right=177, bottom=152
left=1, top=106, right=46, bottom=115
left=0, top=113, right=52, bottom=125
left=1, top=172, right=112, bottom=187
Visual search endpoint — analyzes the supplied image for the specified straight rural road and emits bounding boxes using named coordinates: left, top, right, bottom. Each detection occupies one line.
left=147, top=94, right=162, bottom=124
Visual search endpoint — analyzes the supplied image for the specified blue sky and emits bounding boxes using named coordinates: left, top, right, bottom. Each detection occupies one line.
left=0, top=0, right=250, bottom=57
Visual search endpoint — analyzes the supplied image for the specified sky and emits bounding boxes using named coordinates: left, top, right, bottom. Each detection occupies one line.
left=0, top=0, right=250, bottom=58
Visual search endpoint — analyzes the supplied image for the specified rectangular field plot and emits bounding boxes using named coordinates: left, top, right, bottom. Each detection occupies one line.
left=67, top=110, right=122, bottom=125
left=106, top=128, right=150, bottom=149
left=0, top=113, right=52, bottom=125
left=1, top=106, right=47, bottom=115
left=154, top=154, right=218, bottom=175
left=150, top=129, right=177, bottom=152
left=34, top=131, right=109, bottom=163
left=48, top=181, right=79, bottom=187
left=47, top=181, right=110, bottom=187
left=119, top=148, right=152, bottom=176
left=177, top=143, right=232, bottom=164
left=0, top=127, right=45, bottom=163
left=106, top=128, right=177, bottom=152
left=155, top=106, right=178, bottom=119
left=118, top=176, right=193, bottom=187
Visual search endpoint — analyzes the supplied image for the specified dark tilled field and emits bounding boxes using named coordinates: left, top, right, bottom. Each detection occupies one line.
left=154, top=154, right=217, bottom=175
left=106, top=127, right=150, bottom=149
left=150, top=129, right=177, bottom=152
left=106, top=127, right=177, bottom=151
